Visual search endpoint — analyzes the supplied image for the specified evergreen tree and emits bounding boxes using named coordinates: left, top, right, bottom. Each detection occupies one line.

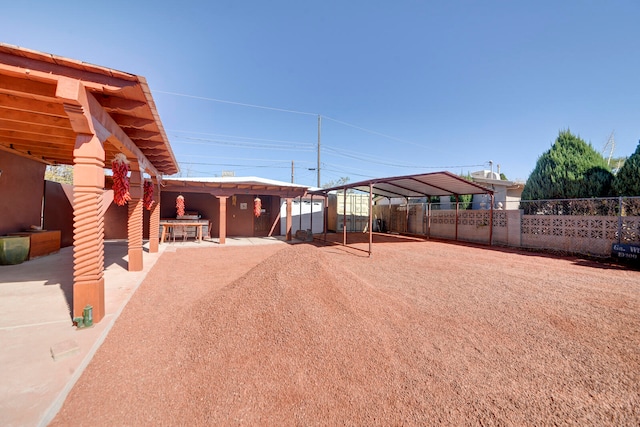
left=612, top=140, right=640, bottom=196
left=522, top=130, right=613, bottom=200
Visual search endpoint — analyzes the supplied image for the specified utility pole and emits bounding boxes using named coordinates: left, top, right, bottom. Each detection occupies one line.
left=317, top=115, right=321, bottom=188
left=291, top=160, right=294, bottom=183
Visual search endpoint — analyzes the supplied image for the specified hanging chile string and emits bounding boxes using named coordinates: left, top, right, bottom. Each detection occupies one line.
left=254, top=196, right=262, bottom=217
left=112, top=153, right=131, bottom=206
left=176, top=194, right=185, bottom=217
left=143, top=181, right=154, bottom=210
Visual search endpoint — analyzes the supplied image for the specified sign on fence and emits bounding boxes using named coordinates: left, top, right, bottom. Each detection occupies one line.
left=611, top=243, right=640, bottom=263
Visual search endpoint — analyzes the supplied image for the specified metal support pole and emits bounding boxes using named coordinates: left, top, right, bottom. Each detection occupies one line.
left=427, top=199, right=431, bottom=239
left=455, top=195, right=459, bottom=241
left=405, top=197, right=409, bottom=233
left=299, top=196, right=303, bottom=232
left=369, top=183, right=373, bottom=257
left=310, top=194, right=313, bottom=238
left=343, top=189, right=347, bottom=245
left=324, top=195, right=328, bottom=241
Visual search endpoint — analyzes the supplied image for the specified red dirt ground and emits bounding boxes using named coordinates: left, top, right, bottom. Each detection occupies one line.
left=51, top=235, right=640, bottom=425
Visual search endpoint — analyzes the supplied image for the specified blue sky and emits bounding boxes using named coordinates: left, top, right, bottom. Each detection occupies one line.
left=3, top=1, right=640, bottom=186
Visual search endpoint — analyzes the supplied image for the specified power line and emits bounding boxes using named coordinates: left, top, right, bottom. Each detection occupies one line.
left=155, top=89, right=425, bottom=148
left=171, top=135, right=314, bottom=151
left=322, top=115, right=426, bottom=149
left=180, top=153, right=314, bottom=164
left=179, top=161, right=293, bottom=169
left=169, top=129, right=313, bottom=146
left=154, top=90, right=317, bottom=116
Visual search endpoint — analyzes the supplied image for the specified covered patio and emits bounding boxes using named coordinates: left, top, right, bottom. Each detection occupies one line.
left=160, top=176, right=309, bottom=243
left=0, top=44, right=179, bottom=324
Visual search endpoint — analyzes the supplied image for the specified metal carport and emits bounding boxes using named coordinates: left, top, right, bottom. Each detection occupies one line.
left=308, top=171, right=494, bottom=256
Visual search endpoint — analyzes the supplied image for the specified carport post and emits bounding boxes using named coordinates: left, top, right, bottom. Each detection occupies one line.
left=455, top=195, right=459, bottom=241
left=368, top=183, right=373, bottom=257
left=343, top=189, right=347, bottom=245
left=310, top=194, right=313, bottom=237
left=323, top=195, right=328, bottom=241
left=427, top=199, right=431, bottom=239
left=405, top=197, right=409, bottom=233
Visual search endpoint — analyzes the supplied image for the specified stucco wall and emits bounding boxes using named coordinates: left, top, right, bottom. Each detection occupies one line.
left=158, top=192, right=283, bottom=238
left=43, top=181, right=74, bottom=247
left=0, top=152, right=45, bottom=236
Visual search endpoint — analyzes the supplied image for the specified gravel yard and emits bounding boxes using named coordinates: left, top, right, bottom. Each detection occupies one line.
left=51, top=235, right=640, bottom=425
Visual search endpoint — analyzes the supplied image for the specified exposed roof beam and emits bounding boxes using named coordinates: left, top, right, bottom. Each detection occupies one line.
left=0, top=92, right=66, bottom=116
left=0, top=118, right=76, bottom=138
left=0, top=73, right=58, bottom=99
left=55, top=77, right=159, bottom=177
left=0, top=130, right=74, bottom=145
left=0, top=106, right=70, bottom=127
left=108, top=114, right=155, bottom=129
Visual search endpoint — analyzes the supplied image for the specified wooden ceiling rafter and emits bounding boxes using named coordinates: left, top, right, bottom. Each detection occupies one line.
left=0, top=44, right=179, bottom=176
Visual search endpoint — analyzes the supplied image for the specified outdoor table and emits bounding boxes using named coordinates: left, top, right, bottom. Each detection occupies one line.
left=159, top=221, right=204, bottom=243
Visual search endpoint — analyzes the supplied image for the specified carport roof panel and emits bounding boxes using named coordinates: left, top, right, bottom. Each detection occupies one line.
left=310, top=171, right=493, bottom=198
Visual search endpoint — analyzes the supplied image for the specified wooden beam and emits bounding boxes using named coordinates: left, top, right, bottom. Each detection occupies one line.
left=0, top=92, right=66, bottom=116
left=0, top=74, right=58, bottom=99
left=123, top=129, right=160, bottom=140
left=85, top=92, right=159, bottom=177
left=0, top=119, right=76, bottom=138
left=0, top=139, right=73, bottom=155
left=0, top=130, right=75, bottom=145
left=96, top=95, right=146, bottom=112
left=108, top=114, right=155, bottom=129
left=0, top=106, right=70, bottom=127
left=0, top=143, right=53, bottom=164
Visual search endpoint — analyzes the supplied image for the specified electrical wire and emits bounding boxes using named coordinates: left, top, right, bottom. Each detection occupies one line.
left=155, top=89, right=491, bottom=179
left=322, top=115, right=427, bottom=149
left=155, top=89, right=427, bottom=149
left=171, top=135, right=314, bottom=151
left=169, top=130, right=313, bottom=146
left=154, top=90, right=317, bottom=116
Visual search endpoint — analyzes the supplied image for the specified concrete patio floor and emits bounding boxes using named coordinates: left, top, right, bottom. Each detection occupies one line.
left=0, top=236, right=287, bottom=427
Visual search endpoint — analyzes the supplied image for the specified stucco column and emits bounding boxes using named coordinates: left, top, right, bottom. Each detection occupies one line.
left=72, top=134, right=106, bottom=323
left=127, top=168, right=144, bottom=271
left=148, top=180, right=160, bottom=253
left=217, top=196, right=228, bottom=244
left=286, top=198, right=292, bottom=241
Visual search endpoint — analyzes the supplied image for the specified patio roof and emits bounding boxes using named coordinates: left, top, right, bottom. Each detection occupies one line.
left=162, top=176, right=309, bottom=198
left=309, top=171, right=493, bottom=198
left=0, top=43, right=179, bottom=176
